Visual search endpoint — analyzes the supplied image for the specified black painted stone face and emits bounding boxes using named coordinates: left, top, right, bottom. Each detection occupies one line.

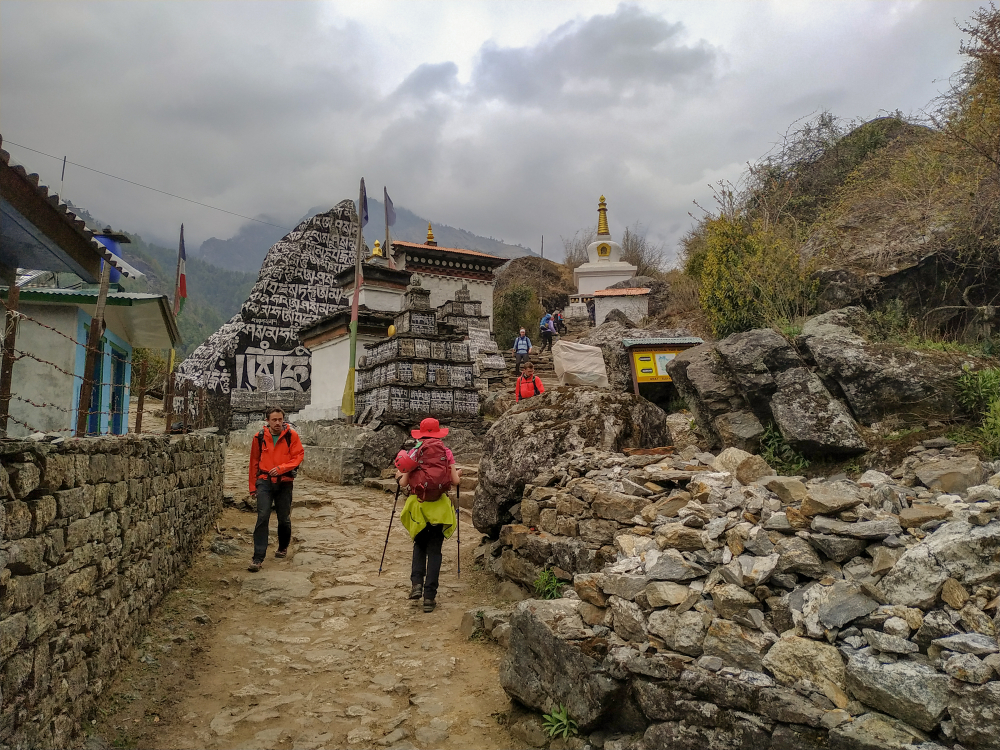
left=177, top=200, right=361, bottom=430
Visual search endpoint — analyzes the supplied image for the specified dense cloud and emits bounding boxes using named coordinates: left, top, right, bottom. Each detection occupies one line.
left=0, top=1, right=985, bottom=263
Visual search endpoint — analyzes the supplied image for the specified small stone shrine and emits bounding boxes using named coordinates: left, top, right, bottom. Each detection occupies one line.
left=354, top=279, right=506, bottom=426
left=437, top=284, right=507, bottom=390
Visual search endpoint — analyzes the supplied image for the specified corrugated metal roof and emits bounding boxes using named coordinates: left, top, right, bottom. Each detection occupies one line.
left=6, top=287, right=166, bottom=303
left=593, top=287, right=651, bottom=297
left=3, top=286, right=181, bottom=348
left=622, top=337, right=704, bottom=347
left=1, top=136, right=143, bottom=279
left=392, top=240, right=505, bottom=262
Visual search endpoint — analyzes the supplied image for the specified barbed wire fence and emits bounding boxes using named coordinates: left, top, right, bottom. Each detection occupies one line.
left=1, top=281, right=211, bottom=438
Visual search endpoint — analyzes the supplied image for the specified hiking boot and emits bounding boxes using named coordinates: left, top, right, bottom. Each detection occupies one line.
left=408, top=584, right=423, bottom=600
left=248, top=560, right=262, bottom=573
left=423, top=598, right=436, bottom=613
left=274, top=548, right=287, bottom=558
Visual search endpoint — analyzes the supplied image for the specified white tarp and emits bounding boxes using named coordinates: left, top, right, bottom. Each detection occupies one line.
left=553, top=340, right=609, bottom=388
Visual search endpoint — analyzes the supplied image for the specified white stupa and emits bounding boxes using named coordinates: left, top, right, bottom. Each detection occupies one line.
left=572, top=196, right=637, bottom=295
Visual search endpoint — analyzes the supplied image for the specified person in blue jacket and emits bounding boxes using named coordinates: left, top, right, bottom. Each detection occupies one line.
left=511, top=327, right=532, bottom=375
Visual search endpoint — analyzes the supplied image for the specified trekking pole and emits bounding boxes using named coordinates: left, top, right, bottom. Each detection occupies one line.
left=456, top=484, right=461, bottom=578
left=378, top=481, right=402, bottom=576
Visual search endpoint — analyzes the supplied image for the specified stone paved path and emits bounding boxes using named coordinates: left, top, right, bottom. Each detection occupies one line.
left=93, top=448, right=514, bottom=750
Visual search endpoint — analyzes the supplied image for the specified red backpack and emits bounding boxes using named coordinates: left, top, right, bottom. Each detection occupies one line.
left=406, top=438, right=453, bottom=502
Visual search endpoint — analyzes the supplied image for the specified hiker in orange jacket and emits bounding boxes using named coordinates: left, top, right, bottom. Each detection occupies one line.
left=514, top=361, right=545, bottom=402
left=248, top=407, right=304, bottom=572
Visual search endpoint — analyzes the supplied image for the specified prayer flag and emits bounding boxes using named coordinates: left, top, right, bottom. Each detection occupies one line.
left=359, top=178, right=369, bottom=228
left=384, top=187, right=396, bottom=226
left=343, top=178, right=367, bottom=417
left=173, top=224, right=187, bottom=316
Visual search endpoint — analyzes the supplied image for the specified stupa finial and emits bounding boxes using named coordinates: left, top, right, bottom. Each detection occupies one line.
left=372, top=239, right=383, bottom=257
left=426, top=223, right=435, bottom=243
left=597, top=195, right=610, bottom=236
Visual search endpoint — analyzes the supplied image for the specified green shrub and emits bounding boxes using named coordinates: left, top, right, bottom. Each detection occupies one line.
left=979, top=399, right=1000, bottom=457
left=957, top=367, right=1000, bottom=417
left=533, top=569, right=564, bottom=600
left=760, top=423, right=810, bottom=474
left=698, top=216, right=816, bottom=337
left=494, top=284, right=544, bottom=349
left=542, top=705, right=578, bottom=739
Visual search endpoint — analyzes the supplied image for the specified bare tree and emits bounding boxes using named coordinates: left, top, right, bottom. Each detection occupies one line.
left=621, top=222, right=666, bottom=276
left=561, top=229, right=595, bottom=269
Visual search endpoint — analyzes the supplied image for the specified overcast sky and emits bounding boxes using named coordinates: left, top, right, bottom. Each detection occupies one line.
left=0, top=1, right=985, bottom=263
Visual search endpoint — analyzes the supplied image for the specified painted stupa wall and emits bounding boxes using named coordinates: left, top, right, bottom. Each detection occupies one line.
left=176, top=199, right=360, bottom=431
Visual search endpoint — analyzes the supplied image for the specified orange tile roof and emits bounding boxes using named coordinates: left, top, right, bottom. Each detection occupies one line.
left=593, top=287, right=651, bottom=297
left=391, top=240, right=504, bottom=261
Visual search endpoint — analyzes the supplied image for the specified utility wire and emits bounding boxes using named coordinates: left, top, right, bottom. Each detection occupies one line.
left=4, top=139, right=292, bottom=231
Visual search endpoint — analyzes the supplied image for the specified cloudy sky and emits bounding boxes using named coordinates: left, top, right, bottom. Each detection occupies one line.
left=0, top=1, right=985, bottom=263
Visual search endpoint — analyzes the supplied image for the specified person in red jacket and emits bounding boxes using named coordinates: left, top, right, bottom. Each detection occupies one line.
left=248, top=407, right=304, bottom=572
left=514, top=361, right=545, bottom=402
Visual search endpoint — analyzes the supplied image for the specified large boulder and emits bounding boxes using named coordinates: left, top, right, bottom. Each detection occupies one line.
left=580, top=322, right=693, bottom=393
left=499, top=599, right=624, bottom=730
left=667, top=344, right=746, bottom=446
left=715, top=328, right=804, bottom=412
left=800, top=308, right=963, bottom=424
left=770, top=367, right=867, bottom=456
left=473, top=388, right=672, bottom=537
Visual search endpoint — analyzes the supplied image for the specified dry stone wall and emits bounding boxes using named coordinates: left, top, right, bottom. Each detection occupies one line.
left=1, top=433, right=226, bottom=750
left=487, top=443, right=1000, bottom=749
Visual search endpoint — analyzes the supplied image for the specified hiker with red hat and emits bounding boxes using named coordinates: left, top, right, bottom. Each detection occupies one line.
left=393, top=417, right=461, bottom=612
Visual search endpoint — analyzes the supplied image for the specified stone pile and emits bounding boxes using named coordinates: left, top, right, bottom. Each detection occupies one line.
left=354, top=280, right=483, bottom=427
left=485, top=441, right=1000, bottom=749
left=1, top=433, right=226, bottom=750
left=437, top=284, right=507, bottom=391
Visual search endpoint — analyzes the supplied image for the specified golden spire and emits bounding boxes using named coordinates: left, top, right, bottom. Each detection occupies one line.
left=597, top=195, right=610, bottom=236
left=372, top=239, right=383, bottom=257
left=425, top=223, right=437, bottom=246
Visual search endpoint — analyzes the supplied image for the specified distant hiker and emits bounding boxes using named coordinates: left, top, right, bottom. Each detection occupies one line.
left=515, top=361, right=545, bottom=402
left=539, top=312, right=555, bottom=353
left=394, top=417, right=460, bottom=613
left=248, top=407, right=304, bottom=572
left=512, top=327, right=532, bottom=375
left=555, top=308, right=567, bottom=334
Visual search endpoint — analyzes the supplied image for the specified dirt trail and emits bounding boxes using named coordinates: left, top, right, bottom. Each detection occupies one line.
left=93, top=447, right=515, bottom=750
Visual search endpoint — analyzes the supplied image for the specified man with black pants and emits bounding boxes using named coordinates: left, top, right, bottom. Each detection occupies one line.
left=248, top=407, right=304, bottom=572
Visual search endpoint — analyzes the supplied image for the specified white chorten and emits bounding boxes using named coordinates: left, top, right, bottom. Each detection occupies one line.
left=572, top=196, right=637, bottom=296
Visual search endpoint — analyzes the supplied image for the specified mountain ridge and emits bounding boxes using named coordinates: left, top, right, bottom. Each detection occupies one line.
left=196, top=199, right=537, bottom=273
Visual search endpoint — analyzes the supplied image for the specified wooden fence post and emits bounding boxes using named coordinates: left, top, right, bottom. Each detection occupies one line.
left=135, top=360, right=148, bottom=434
left=164, top=369, right=175, bottom=434
left=0, top=282, right=22, bottom=436
left=76, top=264, right=111, bottom=437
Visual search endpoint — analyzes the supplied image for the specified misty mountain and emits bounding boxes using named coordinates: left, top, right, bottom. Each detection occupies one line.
left=196, top=199, right=536, bottom=272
